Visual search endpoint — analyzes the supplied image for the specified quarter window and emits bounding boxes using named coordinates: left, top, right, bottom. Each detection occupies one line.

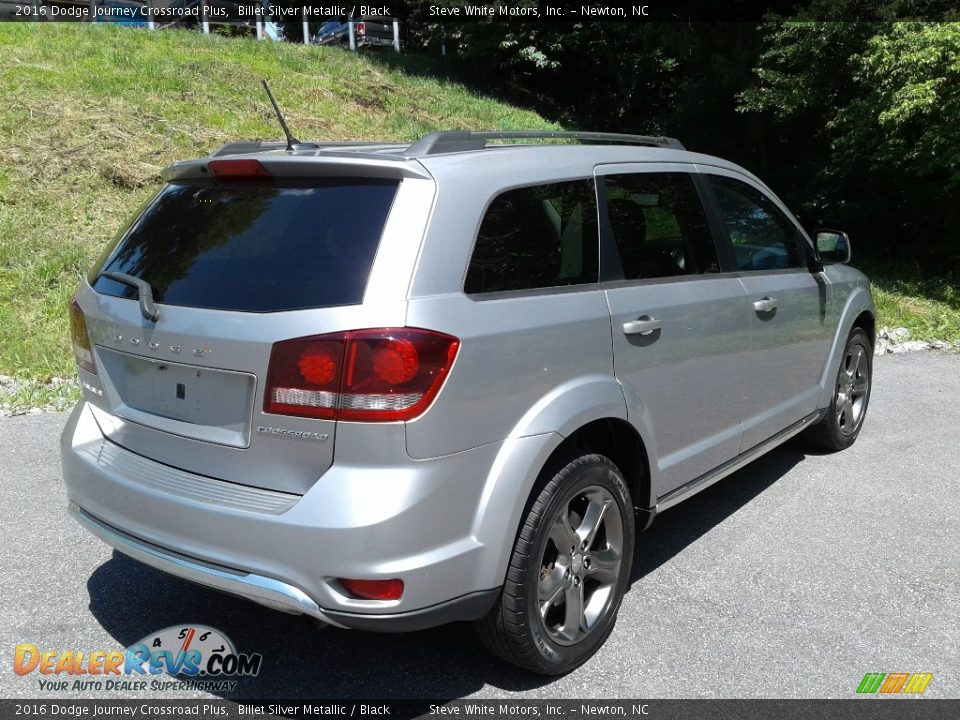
left=602, top=172, right=720, bottom=280
left=708, top=175, right=802, bottom=271
left=464, top=180, right=599, bottom=294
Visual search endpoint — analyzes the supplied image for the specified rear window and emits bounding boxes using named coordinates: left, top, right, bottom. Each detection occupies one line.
left=603, top=172, right=720, bottom=279
left=90, top=178, right=399, bottom=313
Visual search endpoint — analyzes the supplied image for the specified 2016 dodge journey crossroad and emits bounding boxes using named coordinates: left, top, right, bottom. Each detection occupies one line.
left=62, top=129, right=875, bottom=675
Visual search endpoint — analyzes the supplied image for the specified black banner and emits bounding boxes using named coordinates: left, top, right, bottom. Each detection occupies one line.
left=1, top=0, right=959, bottom=24
left=1, top=700, right=959, bottom=720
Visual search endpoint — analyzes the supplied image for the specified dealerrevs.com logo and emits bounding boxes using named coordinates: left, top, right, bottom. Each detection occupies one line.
left=14, top=625, right=262, bottom=693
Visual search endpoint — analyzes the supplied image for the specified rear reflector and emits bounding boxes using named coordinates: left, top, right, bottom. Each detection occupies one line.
left=264, top=328, right=459, bottom=422
left=339, top=578, right=404, bottom=601
left=208, top=159, right=272, bottom=179
left=69, top=299, right=97, bottom=375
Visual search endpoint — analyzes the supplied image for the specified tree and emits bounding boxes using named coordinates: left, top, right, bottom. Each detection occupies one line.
left=740, top=14, right=960, bottom=266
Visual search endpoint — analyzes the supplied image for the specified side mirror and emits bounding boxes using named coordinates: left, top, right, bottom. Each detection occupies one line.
left=814, top=229, right=851, bottom=264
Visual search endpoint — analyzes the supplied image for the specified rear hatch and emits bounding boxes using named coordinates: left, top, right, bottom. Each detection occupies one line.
left=76, top=170, right=401, bottom=495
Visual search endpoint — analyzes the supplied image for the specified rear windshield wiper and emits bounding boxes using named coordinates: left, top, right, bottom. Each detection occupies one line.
left=101, top=272, right=160, bottom=322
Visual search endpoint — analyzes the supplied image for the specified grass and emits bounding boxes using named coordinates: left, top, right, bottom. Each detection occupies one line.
left=0, top=23, right=556, bottom=397
left=0, top=26, right=957, bottom=412
left=0, top=379, right=78, bottom=415
left=858, top=262, right=960, bottom=342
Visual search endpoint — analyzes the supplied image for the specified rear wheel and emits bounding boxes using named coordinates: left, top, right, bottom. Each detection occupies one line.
left=805, top=327, right=872, bottom=451
left=477, top=453, right=635, bottom=675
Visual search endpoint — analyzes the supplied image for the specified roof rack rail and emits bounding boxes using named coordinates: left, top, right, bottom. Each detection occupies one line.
left=403, top=130, right=684, bottom=157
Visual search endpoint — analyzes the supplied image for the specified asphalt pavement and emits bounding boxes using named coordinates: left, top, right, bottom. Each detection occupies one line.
left=1, top=351, right=957, bottom=700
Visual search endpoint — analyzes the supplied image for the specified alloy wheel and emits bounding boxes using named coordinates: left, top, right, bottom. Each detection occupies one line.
left=836, top=343, right=870, bottom=435
left=537, top=486, right=624, bottom=646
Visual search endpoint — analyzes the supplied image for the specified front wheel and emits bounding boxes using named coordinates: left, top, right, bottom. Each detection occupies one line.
left=805, top=327, right=873, bottom=451
left=477, top=453, right=635, bottom=675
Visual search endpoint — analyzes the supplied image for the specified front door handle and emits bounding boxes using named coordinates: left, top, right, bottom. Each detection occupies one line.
left=752, top=297, right=779, bottom=313
left=623, top=316, right=663, bottom=336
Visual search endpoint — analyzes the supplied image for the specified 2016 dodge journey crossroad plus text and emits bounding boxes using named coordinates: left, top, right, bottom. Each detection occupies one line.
left=62, top=129, right=875, bottom=675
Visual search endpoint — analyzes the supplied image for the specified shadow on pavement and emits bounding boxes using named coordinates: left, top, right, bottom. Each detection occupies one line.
left=629, top=441, right=806, bottom=585
left=86, top=443, right=807, bottom=701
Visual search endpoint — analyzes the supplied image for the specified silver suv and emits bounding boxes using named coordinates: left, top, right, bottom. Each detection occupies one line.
left=62, top=130, right=875, bottom=675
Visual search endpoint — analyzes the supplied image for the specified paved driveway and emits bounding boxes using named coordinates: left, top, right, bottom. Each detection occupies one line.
left=1, top=352, right=957, bottom=699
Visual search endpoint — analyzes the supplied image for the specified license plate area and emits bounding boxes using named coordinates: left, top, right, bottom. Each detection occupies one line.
left=96, top=347, right=256, bottom=448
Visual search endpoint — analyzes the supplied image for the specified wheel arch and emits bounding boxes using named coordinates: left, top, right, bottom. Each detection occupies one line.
left=852, top=309, right=876, bottom=349
left=471, top=414, right=654, bottom=591
left=500, top=374, right=655, bottom=513
left=817, top=286, right=876, bottom=409
left=552, top=418, right=652, bottom=514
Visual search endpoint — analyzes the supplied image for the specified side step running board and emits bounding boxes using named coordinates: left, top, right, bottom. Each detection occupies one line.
left=655, top=411, right=823, bottom=513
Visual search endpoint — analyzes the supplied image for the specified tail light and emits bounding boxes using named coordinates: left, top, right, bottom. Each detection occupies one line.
left=356, top=21, right=365, bottom=34
left=264, top=328, right=459, bottom=422
left=339, top=578, right=404, bottom=601
left=208, top=159, right=272, bottom=179
left=69, top=299, right=97, bottom=375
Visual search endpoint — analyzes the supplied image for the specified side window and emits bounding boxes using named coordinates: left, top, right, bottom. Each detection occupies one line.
left=603, top=172, right=720, bottom=280
left=708, top=175, right=802, bottom=271
left=464, top=180, right=599, bottom=294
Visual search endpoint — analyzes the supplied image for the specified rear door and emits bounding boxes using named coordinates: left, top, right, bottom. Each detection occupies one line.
left=76, top=173, right=406, bottom=495
left=597, top=164, right=752, bottom=498
left=701, top=171, right=832, bottom=450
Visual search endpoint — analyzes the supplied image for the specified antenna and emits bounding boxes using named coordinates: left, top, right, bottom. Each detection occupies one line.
left=261, top=80, right=315, bottom=151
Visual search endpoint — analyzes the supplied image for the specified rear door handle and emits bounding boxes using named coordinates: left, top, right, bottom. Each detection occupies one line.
left=622, top=316, right=663, bottom=336
left=752, top=297, right=779, bottom=313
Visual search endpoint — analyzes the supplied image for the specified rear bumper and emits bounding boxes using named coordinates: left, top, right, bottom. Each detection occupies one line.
left=68, top=502, right=331, bottom=620
left=68, top=503, right=497, bottom=631
left=61, top=402, right=503, bottom=629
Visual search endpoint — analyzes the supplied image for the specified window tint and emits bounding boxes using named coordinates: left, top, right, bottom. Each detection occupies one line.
left=464, top=180, right=599, bottom=294
left=90, top=179, right=398, bottom=312
left=602, top=172, right=720, bottom=280
left=708, top=175, right=802, bottom=271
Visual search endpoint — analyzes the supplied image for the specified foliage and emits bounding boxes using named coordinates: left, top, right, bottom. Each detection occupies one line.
left=398, top=2, right=959, bottom=272
left=739, top=16, right=960, bottom=267
left=396, top=5, right=960, bottom=334
left=836, top=23, right=960, bottom=190
left=862, top=261, right=960, bottom=341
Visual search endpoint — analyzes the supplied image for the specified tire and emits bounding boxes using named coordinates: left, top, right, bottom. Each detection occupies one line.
left=804, top=327, right=873, bottom=451
left=477, top=453, right=635, bottom=675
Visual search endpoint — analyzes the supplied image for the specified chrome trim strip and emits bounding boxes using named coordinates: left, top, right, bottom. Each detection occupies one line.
left=656, top=411, right=823, bottom=512
left=68, top=503, right=345, bottom=628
